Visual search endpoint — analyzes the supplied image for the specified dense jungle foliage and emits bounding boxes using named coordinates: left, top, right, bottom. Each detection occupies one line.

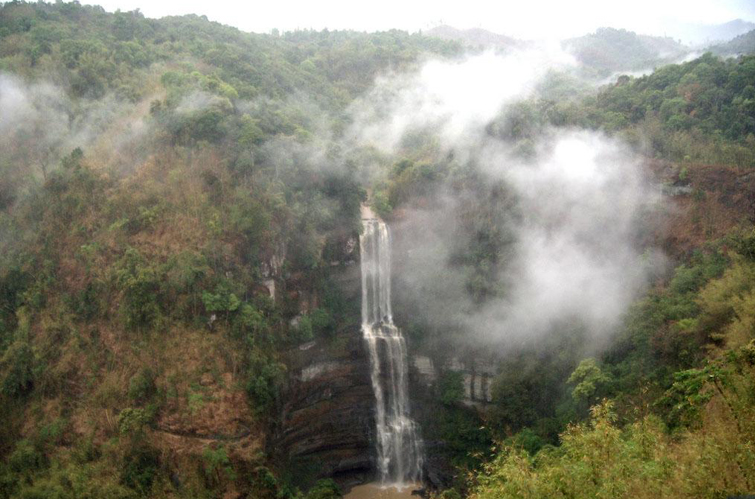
left=479, top=53, right=755, bottom=168
left=0, top=1, right=754, bottom=498
left=0, top=2, right=459, bottom=497
left=563, top=27, right=687, bottom=77
left=367, top=34, right=755, bottom=499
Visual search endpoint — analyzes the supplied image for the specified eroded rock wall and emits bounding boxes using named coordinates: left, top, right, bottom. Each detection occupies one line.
left=273, top=238, right=374, bottom=488
left=275, top=333, right=375, bottom=487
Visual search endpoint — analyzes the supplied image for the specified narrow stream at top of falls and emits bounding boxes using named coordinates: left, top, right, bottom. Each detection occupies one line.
left=359, top=214, right=424, bottom=488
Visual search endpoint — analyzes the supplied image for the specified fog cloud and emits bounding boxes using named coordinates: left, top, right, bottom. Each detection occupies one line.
left=349, top=47, right=664, bottom=346
left=0, top=73, right=152, bottom=201
left=348, top=46, right=575, bottom=153
left=472, top=131, right=663, bottom=343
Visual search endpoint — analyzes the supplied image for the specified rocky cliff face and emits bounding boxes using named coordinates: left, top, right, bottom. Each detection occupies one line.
left=413, top=355, right=496, bottom=407
left=409, top=353, right=496, bottom=490
left=272, top=227, right=498, bottom=491
left=274, top=333, right=375, bottom=488
left=272, top=237, right=376, bottom=488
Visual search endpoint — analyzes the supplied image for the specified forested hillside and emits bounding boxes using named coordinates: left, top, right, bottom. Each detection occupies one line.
left=365, top=43, right=755, bottom=499
left=713, top=28, right=755, bottom=57
left=424, top=25, right=522, bottom=51
left=501, top=52, right=755, bottom=167
left=1, top=2, right=755, bottom=499
left=0, top=2, right=458, bottom=497
left=562, top=27, right=688, bottom=77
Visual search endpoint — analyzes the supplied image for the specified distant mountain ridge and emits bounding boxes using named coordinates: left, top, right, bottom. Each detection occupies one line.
left=674, top=19, right=755, bottom=46
left=563, top=27, right=689, bottom=76
left=711, top=28, right=755, bottom=56
left=425, top=25, right=690, bottom=79
left=424, top=25, right=524, bottom=49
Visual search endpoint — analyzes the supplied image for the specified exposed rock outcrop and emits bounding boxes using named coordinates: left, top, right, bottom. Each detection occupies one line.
left=274, top=333, right=375, bottom=487
left=413, top=355, right=496, bottom=406
left=273, top=230, right=372, bottom=488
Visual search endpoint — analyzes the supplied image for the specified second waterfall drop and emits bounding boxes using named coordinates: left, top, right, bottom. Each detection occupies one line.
left=360, top=216, right=424, bottom=487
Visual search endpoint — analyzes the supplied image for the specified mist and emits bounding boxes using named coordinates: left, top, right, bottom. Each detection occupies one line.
left=348, top=47, right=665, bottom=347
left=348, top=46, right=575, bottom=154
left=0, top=32, right=669, bottom=349
left=0, top=73, right=151, bottom=204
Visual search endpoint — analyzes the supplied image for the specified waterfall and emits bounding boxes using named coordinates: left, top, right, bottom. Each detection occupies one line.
left=360, top=216, right=423, bottom=487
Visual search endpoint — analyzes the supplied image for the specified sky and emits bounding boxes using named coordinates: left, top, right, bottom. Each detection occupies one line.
left=80, top=0, right=755, bottom=40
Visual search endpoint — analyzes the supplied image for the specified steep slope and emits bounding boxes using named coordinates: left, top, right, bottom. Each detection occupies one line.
left=0, top=2, right=462, bottom=497
left=2, top=3, right=755, bottom=499
left=677, top=18, right=755, bottom=46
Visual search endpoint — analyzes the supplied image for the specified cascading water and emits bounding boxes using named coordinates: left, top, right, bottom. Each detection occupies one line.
left=360, top=215, right=423, bottom=487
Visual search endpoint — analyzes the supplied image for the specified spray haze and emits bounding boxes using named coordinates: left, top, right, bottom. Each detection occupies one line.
left=348, top=46, right=576, bottom=152
left=473, top=131, right=663, bottom=343
left=0, top=73, right=152, bottom=190
left=349, top=46, right=665, bottom=347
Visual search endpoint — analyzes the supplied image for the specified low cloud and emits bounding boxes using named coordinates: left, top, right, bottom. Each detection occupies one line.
left=348, top=44, right=576, bottom=153
left=0, top=72, right=154, bottom=205
left=349, top=47, right=664, bottom=347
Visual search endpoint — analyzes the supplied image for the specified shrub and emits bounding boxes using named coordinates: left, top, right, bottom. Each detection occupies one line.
left=305, top=479, right=341, bottom=499
left=114, top=249, right=163, bottom=331
left=120, top=446, right=159, bottom=495
left=202, top=283, right=241, bottom=322
left=37, top=418, right=67, bottom=447
left=567, top=358, right=612, bottom=405
left=127, top=368, right=157, bottom=404
left=370, top=191, right=392, bottom=219
left=245, top=353, right=284, bottom=415
left=0, top=340, right=34, bottom=398
left=292, top=315, right=313, bottom=343
left=439, top=490, right=462, bottom=499
left=505, top=428, right=545, bottom=456
left=187, top=391, right=205, bottom=415
left=117, top=408, right=151, bottom=435
left=309, top=308, right=334, bottom=338
left=202, top=445, right=235, bottom=485
left=253, top=467, right=278, bottom=499
left=8, top=439, right=45, bottom=476
left=234, top=303, right=267, bottom=340
left=733, top=229, right=755, bottom=261
left=66, top=281, right=105, bottom=321
left=438, top=371, right=464, bottom=406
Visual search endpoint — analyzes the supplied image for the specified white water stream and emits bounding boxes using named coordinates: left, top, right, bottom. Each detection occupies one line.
left=360, top=215, right=423, bottom=487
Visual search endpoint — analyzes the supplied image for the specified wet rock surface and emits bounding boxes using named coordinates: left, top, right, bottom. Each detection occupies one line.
left=275, top=331, right=375, bottom=487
